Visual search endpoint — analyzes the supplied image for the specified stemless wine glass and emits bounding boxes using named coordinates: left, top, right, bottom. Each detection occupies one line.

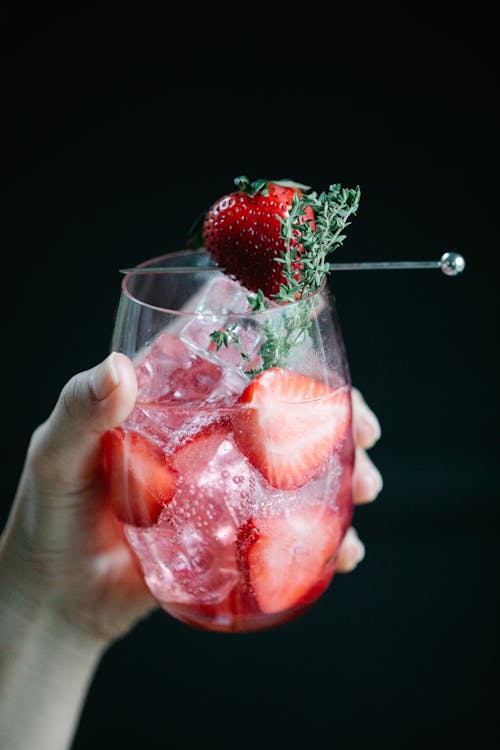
left=102, top=249, right=354, bottom=633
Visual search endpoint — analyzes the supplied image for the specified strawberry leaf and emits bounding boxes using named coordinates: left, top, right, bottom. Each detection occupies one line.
left=273, top=178, right=312, bottom=191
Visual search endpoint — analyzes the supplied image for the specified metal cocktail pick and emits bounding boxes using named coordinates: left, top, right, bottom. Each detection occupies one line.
left=120, top=252, right=466, bottom=276
left=323, top=251, right=466, bottom=276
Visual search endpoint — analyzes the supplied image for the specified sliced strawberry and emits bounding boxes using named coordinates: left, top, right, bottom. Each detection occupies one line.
left=102, top=428, right=177, bottom=527
left=232, top=368, right=351, bottom=489
left=237, top=505, right=343, bottom=614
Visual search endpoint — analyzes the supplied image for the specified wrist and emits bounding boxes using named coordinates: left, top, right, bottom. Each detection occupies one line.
left=0, top=574, right=104, bottom=750
left=0, top=577, right=106, bottom=661
left=0, top=567, right=106, bottom=678
left=0, top=526, right=108, bottom=657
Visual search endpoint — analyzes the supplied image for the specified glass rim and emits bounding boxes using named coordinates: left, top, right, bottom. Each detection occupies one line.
left=120, top=248, right=326, bottom=318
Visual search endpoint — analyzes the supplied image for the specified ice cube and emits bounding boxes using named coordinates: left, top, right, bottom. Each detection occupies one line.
left=193, top=275, right=254, bottom=315
left=179, top=276, right=269, bottom=376
left=181, top=315, right=265, bottom=376
left=204, top=366, right=248, bottom=407
left=127, top=327, right=249, bottom=453
left=172, top=426, right=266, bottom=527
left=125, top=499, right=239, bottom=607
left=135, top=331, right=224, bottom=403
left=125, top=522, right=193, bottom=606
left=125, top=403, right=219, bottom=454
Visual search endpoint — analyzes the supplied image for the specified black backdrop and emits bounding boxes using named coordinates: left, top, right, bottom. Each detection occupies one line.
left=2, top=11, right=498, bottom=750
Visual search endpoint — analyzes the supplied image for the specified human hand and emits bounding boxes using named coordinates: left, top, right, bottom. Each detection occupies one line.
left=0, top=353, right=155, bottom=645
left=1, top=356, right=381, bottom=647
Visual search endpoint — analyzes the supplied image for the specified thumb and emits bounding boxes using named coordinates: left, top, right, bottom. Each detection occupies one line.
left=30, top=353, right=137, bottom=491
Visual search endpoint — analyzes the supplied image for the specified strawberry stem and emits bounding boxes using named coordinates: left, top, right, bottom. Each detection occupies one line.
left=234, top=176, right=270, bottom=197
left=233, top=175, right=250, bottom=192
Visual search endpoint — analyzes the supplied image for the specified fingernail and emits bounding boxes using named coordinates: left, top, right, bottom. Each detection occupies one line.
left=362, top=412, right=381, bottom=441
left=354, top=539, right=366, bottom=566
left=343, top=528, right=366, bottom=569
left=364, top=464, right=383, bottom=496
left=92, top=353, right=120, bottom=401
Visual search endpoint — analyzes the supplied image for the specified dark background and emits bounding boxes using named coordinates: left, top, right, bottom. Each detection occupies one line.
left=1, top=10, right=498, bottom=750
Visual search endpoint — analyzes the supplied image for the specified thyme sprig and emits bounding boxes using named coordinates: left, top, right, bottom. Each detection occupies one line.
left=274, top=183, right=361, bottom=303
left=210, top=324, right=252, bottom=363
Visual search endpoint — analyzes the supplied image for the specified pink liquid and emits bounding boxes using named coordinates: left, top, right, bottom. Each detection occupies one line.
left=104, top=332, right=354, bottom=633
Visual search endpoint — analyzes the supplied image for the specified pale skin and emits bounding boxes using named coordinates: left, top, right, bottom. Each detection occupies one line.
left=0, top=353, right=382, bottom=750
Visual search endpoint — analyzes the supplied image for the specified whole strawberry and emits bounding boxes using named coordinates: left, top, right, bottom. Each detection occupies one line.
left=191, top=176, right=315, bottom=298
